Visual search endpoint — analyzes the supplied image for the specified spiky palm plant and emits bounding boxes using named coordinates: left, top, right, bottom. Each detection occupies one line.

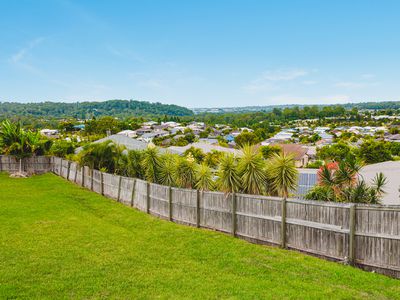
left=141, top=145, right=161, bottom=183
left=158, top=153, right=177, bottom=186
left=127, top=149, right=144, bottom=179
left=237, top=144, right=267, bottom=195
left=215, top=154, right=242, bottom=194
left=371, top=172, right=387, bottom=197
left=195, top=163, right=215, bottom=191
left=0, top=120, right=41, bottom=173
left=267, top=152, right=298, bottom=198
left=174, top=153, right=197, bottom=189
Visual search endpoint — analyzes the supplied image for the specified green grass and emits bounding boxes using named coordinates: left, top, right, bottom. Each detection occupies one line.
left=1, top=173, right=399, bottom=299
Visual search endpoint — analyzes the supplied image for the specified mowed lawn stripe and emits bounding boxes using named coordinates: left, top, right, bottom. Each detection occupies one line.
left=0, top=173, right=399, bottom=299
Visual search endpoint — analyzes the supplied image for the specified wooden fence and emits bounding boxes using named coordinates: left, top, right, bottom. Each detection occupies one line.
left=0, top=155, right=52, bottom=174
left=4, top=156, right=400, bottom=278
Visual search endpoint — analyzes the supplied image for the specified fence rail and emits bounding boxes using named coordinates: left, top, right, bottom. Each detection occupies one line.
left=3, top=156, right=399, bottom=278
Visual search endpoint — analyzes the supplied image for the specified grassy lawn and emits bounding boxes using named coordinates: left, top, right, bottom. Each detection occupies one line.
left=1, top=173, right=399, bottom=299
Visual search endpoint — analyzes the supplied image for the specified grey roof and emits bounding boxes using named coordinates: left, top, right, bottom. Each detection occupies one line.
left=168, top=142, right=240, bottom=155
left=360, top=161, right=400, bottom=205
left=76, top=134, right=177, bottom=154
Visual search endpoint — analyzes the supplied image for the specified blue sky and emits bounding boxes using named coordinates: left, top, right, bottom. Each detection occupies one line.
left=1, top=0, right=400, bottom=107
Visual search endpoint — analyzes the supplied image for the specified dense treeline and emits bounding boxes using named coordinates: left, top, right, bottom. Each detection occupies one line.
left=188, top=105, right=349, bottom=128
left=0, top=100, right=194, bottom=119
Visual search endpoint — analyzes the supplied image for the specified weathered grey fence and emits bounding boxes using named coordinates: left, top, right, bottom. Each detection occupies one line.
left=0, top=155, right=52, bottom=174
left=4, top=156, right=400, bottom=279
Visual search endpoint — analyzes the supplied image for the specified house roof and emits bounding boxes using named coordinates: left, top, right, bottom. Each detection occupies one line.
left=75, top=134, right=177, bottom=154
left=168, top=142, right=240, bottom=155
left=278, top=144, right=308, bottom=160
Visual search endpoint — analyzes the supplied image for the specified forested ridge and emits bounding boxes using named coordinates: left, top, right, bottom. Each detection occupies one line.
left=0, top=100, right=194, bottom=118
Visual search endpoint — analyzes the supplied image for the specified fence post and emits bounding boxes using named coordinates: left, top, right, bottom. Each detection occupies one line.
left=117, top=176, right=122, bottom=202
left=66, top=161, right=71, bottom=180
left=74, top=165, right=78, bottom=183
left=146, top=182, right=150, bottom=214
left=90, top=169, right=94, bottom=191
left=100, top=172, right=104, bottom=196
left=81, top=166, right=85, bottom=187
left=231, top=192, right=237, bottom=236
left=168, top=186, right=173, bottom=221
left=130, top=179, right=136, bottom=207
left=196, top=190, right=201, bottom=228
left=348, top=204, right=357, bottom=265
left=281, top=197, right=287, bottom=248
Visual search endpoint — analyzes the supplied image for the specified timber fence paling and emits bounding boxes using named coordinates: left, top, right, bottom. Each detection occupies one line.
left=3, top=156, right=400, bottom=279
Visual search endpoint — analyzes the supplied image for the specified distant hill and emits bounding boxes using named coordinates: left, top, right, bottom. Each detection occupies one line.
left=192, top=101, right=400, bottom=114
left=0, top=100, right=194, bottom=118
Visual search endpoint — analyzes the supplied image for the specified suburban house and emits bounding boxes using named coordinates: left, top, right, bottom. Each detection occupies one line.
left=278, top=144, right=309, bottom=168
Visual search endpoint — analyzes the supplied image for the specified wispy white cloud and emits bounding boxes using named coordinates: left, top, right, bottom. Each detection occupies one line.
left=302, top=80, right=317, bottom=85
left=11, top=37, right=44, bottom=64
left=334, top=80, right=379, bottom=89
left=9, top=37, right=45, bottom=74
left=106, top=45, right=145, bottom=63
left=243, top=68, right=311, bottom=92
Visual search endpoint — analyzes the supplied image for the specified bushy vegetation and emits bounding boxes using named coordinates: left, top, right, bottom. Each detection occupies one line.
left=306, top=160, right=387, bottom=204
left=75, top=141, right=299, bottom=196
left=0, top=99, right=194, bottom=119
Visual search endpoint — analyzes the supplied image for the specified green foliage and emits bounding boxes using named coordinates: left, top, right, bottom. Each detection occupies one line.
left=0, top=100, right=194, bottom=119
left=49, top=140, right=76, bottom=158
left=195, top=163, right=215, bottom=191
left=126, top=150, right=144, bottom=179
left=158, top=153, right=177, bottom=186
left=184, top=147, right=205, bottom=163
left=317, top=141, right=355, bottom=162
left=0, top=120, right=49, bottom=165
left=141, top=146, right=162, bottom=183
left=174, top=154, right=197, bottom=188
left=237, top=145, right=267, bottom=195
left=76, top=140, right=126, bottom=174
left=358, top=140, right=392, bottom=164
left=260, top=145, right=281, bottom=159
left=267, top=153, right=298, bottom=198
left=305, top=161, right=385, bottom=204
left=234, top=132, right=260, bottom=147
left=215, top=154, right=242, bottom=193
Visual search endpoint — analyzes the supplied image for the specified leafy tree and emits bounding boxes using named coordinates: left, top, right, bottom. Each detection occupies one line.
left=184, top=147, right=205, bottom=163
left=260, top=145, right=281, bottom=159
left=234, top=132, right=260, bottom=147
left=49, top=140, right=76, bottom=158
left=317, top=141, right=355, bottom=162
left=358, top=140, right=392, bottom=164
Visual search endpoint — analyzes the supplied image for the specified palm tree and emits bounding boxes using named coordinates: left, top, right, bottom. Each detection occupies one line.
left=267, top=152, right=298, bottom=198
left=215, top=153, right=241, bottom=194
left=158, top=153, right=177, bottom=186
left=237, top=144, right=267, bottom=195
left=127, top=149, right=144, bottom=179
left=195, top=163, right=215, bottom=191
left=371, top=172, right=387, bottom=197
left=174, top=153, right=197, bottom=188
left=0, top=120, right=40, bottom=174
left=141, top=145, right=161, bottom=183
